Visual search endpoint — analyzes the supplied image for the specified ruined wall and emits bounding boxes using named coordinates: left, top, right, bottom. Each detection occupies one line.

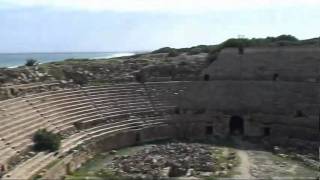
left=137, top=47, right=320, bottom=141
left=190, top=47, right=320, bottom=140
left=203, top=47, right=320, bottom=82
left=179, top=81, right=319, bottom=116
left=176, top=81, right=319, bottom=140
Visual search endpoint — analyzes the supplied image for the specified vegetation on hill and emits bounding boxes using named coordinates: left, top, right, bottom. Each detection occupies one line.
left=33, top=129, right=61, bottom=152
left=150, top=34, right=319, bottom=66
left=152, top=47, right=174, bottom=54
left=151, top=35, right=319, bottom=57
left=151, top=45, right=216, bottom=56
left=220, top=34, right=299, bottom=48
left=167, top=49, right=179, bottom=57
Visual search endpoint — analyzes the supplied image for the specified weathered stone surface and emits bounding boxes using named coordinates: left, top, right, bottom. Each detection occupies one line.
left=106, top=143, right=219, bottom=178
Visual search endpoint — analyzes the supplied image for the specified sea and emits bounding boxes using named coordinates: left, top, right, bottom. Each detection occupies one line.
left=0, top=52, right=135, bottom=68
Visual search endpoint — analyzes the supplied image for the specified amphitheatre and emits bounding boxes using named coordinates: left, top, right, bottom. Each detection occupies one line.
left=0, top=36, right=319, bottom=179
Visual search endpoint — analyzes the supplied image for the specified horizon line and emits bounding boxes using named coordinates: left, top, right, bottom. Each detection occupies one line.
left=0, top=50, right=150, bottom=55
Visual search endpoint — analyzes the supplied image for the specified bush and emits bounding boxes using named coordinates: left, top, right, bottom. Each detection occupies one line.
left=187, top=47, right=202, bottom=55
left=152, top=47, right=175, bottom=54
left=25, top=59, right=38, bottom=66
left=276, top=40, right=299, bottom=47
left=221, top=35, right=298, bottom=49
left=268, top=34, right=298, bottom=42
left=222, top=38, right=251, bottom=48
left=194, top=45, right=211, bottom=53
left=33, top=129, right=61, bottom=152
left=167, top=49, right=179, bottom=57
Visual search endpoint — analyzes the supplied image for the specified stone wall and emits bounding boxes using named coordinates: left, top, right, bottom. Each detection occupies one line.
left=196, top=47, right=320, bottom=140
left=175, top=81, right=319, bottom=140
left=203, top=47, right=320, bottom=82
left=180, top=81, right=319, bottom=116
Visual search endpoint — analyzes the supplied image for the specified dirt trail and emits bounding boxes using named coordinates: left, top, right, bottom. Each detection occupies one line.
left=234, top=149, right=253, bottom=179
left=230, top=137, right=318, bottom=179
left=231, top=137, right=254, bottom=179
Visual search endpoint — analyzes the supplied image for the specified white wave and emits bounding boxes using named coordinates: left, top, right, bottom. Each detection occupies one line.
left=91, top=52, right=135, bottom=59
left=8, top=65, right=18, bottom=69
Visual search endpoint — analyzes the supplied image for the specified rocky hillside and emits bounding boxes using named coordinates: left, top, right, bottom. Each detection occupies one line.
left=0, top=52, right=209, bottom=99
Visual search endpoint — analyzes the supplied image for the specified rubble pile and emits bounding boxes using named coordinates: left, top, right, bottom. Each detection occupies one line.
left=106, top=143, right=236, bottom=178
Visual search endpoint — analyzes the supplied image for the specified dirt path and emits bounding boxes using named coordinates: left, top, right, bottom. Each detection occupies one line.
left=231, top=137, right=254, bottom=179
left=233, top=149, right=253, bottom=179
left=230, top=137, right=318, bottom=179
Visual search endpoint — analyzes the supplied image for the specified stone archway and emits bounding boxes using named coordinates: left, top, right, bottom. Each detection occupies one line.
left=229, top=116, right=244, bottom=135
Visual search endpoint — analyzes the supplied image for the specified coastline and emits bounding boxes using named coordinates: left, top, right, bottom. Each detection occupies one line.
left=2, top=52, right=135, bottom=69
left=91, top=52, right=135, bottom=59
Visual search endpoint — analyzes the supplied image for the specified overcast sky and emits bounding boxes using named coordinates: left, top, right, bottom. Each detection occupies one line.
left=0, top=0, right=319, bottom=53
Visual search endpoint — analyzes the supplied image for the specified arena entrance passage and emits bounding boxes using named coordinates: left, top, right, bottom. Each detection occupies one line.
left=204, top=74, right=210, bottom=81
left=229, top=116, right=244, bottom=135
left=205, top=126, right=213, bottom=135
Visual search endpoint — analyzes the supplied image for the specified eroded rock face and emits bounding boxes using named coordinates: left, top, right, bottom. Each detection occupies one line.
left=106, top=143, right=224, bottom=178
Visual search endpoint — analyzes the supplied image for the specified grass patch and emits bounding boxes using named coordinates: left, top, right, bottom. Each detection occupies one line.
left=205, top=147, right=240, bottom=179
left=87, top=80, right=111, bottom=86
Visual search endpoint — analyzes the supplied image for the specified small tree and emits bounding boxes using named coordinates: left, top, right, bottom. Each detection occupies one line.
left=25, top=59, right=38, bottom=66
left=275, top=35, right=298, bottom=42
left=33, top=129, right=61, bottom=152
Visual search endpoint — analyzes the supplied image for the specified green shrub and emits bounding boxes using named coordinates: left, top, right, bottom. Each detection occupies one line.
left=33, top=129, right=61, bottom=152
left=152, top=47, right=175, bottom=54
left=194, top=45, right=211, bottom=53
left=153, top=34, right=300, bottom=58
left=268, top=34, right=298, bottom=42
left=221, top=35, right=298, bottom=49
left=187, top=47, right=202, bottom=55
left=25, top=59, right=38, bottom=66
left=222, top=38, right=251, bottom=48
left=276, top=40, right=299, bottom=47
left=167, top=49, right=179, bottom=57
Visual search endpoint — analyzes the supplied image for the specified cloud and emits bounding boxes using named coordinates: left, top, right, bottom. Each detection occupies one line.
left=1, top=0, right=320, bottom=13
